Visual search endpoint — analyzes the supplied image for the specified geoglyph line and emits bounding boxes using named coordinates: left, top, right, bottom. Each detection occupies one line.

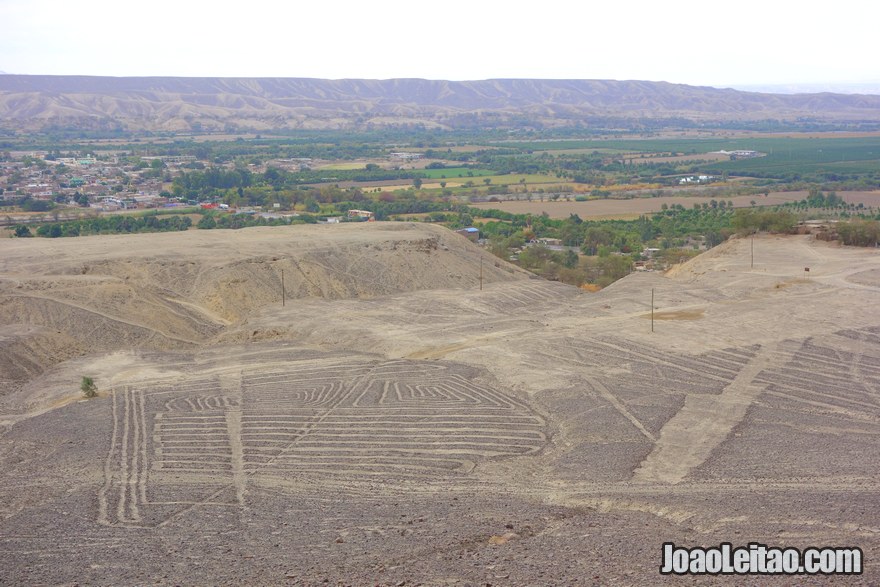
left=96, top=386, right=119, bottom=526
left=632, top=343, right=781, bottom=484
left=98, top=386, right=149, bottom=527
left=99, top=361, right=547, bottom=527
left=586, top=378, right=656, bottom=442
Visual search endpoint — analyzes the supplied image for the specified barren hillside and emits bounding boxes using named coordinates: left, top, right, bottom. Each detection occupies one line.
left=0, top=223, right=526, bottom=398
left=3, top=75, right=880, bottom=131
left=0, top=226, right=878, bottom=585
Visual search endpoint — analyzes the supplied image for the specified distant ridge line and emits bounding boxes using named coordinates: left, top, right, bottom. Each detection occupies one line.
left=2, top=75, right=880, bottom=132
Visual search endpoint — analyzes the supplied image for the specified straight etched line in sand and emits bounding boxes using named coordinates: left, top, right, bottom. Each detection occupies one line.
left=157, top=366, right=359, bottom=528
left=632, top=343, right=784, bottom=485
left=99, top=386, right=145, bottom=526
left=116, top=386, right=130, bottom=523
left=138, top=388, right=149, bottom=504
left=119, top=386, right=138, bottom=522
left=260, top=362, right=387, bottom=467
left=220, top=370, right=247, bottom=509
left=97, top=387, right=120, bottom=526
left=157, top=372, right=245, bottom=527
left=844, top=331, right=879, bottom=397
left=587, top=378, right=656, bottom=443
left=226, top=406, right=246, bottom=507
left=5, top=293, right=202, bottom=345
left=129, top=386, right=143, bottom=521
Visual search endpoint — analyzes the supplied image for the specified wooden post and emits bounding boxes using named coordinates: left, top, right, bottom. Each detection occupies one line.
left=479, top=255, right=483, bottom=291
left=751, top=234, right=754, bottom=269
left=281, top=269, right=285, bottom=307
left=651, top=288, right=654, bottom=333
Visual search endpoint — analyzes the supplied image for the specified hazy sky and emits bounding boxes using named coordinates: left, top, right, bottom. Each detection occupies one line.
left=1, top=0, right=878, bottom=89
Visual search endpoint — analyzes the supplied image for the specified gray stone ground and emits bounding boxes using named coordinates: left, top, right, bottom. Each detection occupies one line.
left=1, top=228, right=878, bottom=585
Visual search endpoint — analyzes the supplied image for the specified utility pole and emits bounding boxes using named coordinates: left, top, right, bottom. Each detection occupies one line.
left=479, top=255, right=483, bottom=291
left=651, top=288, right=654, bottom=333
left=281, top=269, right=285, bottom=307
left=751, top=234, right=754, bottom=269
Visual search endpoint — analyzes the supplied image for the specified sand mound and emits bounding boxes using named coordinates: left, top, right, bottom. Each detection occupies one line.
left=0, top=325, right=87, bottom=392
left=0, top=223, right=527, bottom=393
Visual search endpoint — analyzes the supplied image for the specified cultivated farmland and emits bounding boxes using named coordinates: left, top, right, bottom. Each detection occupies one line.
left=470, top=191, right=818, bottom=219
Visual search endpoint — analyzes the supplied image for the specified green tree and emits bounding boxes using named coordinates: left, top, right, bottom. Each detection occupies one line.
left=837, top=219, right=880, bottom=246
left=304, top=197, right=320, bottom=213
left=36, top=224, right=63, bottom=238
left=81, top=376, right=97, bottom=398
left=13, top=225, right=32, bottom=237
left=582, top=226, right=614, bottom=255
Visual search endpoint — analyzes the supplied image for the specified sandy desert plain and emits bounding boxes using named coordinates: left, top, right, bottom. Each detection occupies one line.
left=0, top=222, right=878, bottom=585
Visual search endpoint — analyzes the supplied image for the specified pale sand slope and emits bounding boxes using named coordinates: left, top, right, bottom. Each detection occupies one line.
left=0, top=227, right=878, bottom=585
left=0, top=222, right=527, bottom=395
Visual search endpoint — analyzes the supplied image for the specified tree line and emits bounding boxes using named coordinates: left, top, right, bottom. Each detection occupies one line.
left=18, top=213, right=193, bottom=237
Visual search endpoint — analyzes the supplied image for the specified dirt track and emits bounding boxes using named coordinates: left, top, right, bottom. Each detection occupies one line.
left=0, top=224, right=878, bottom=585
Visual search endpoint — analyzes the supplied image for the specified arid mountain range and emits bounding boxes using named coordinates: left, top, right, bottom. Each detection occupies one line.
left=3, top=76, right=880, bottom=133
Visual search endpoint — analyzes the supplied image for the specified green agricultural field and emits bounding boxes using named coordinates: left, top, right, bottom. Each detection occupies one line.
left=478, top=173, right=564, bottom=185
left=320, top=162, right=370, bottom=170
left=500, top=136, right=880, bottom=159
left=498, top=135, right=880, bottom=181
left=497, top=139, right=719, bottom=151
left=703, top=138, right=880, bottom=178
left=440, top=173, right=565, bottom=188
left=421, top=167, right=496, bottom=179
left=536, top=148, right=633, bottom=156
left=495, top=140, right=622, bottom=151
left=710, top=156, right=880, bottom=178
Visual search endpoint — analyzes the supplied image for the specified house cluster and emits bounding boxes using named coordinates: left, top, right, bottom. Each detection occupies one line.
left=679, top=175, right=715, bottom=185
left=715, top=149, right=765, bottom=160
left=389, top=152, right=423, bottom=161
left=455, top=226, right=479, bottom=241
left=347, top=209, right=375, bottom=220
left=0, top=151, right=195, bottom=211
left=264, top=158, right=313, bottom=172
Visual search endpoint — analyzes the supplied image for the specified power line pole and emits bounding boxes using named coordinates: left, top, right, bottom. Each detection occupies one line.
left=479, top=255, right=483, bottom=291
left=281, top=269, right=285, bottom=307
left=651, top=288, right=654, bottom=333
left=751, top=234, right=754, bottom=269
